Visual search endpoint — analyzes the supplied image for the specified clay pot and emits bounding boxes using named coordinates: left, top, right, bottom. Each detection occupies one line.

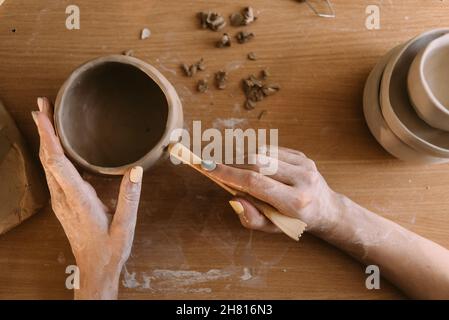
left=380, top=29, right=449, bottom=159
left=408, top=33, right=449, bottom=131
left=55, top=55, right=183, bottom=175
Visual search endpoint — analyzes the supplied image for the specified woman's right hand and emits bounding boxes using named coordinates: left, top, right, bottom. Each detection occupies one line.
left=208, top=146, right=343, bottom=235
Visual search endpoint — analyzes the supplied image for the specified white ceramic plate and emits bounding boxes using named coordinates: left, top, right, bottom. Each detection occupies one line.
left=380, top=29, right=449, bottom=158
left=363, top=46, right=448, bottom=164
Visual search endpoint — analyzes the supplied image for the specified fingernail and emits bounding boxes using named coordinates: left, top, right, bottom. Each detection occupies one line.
left=201, top=159, right=216, bottom=171
left=129, top=166, right=143, bottom=184
left=31, top=111, right=38, bottom=125
left=229, top=200, right=244, bottom=215
left=37, top=97, right=44, bottom=112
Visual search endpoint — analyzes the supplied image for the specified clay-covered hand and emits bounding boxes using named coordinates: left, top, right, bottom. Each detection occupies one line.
left=208, top=147, right=341, bottom=234
left=32, top=97, right=143, bottom=300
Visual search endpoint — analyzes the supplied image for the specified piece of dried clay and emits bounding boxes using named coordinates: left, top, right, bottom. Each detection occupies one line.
left=0, top=100, right=48, bottom=235
left=198, top=11, right=226, bottom=31
left=245, top=99, right=257, bottom=110
left=230, top=7, right=257, bottom=26
left=215, top=71, right=228, bottom=90
left=242, top=71, right=280, bottom=110
left=122, top=49, right=134, bottom=57
left=216, top=33, right=231, bottom=48
left=230, top=12, right=245, bottom=27
left=262, top=84, right=281, bottom=96
left=197, top=58, right=206, bottom=71
left=140, top=28, right=151, bottom=40
left=236, top=31, right=255, bottom=44
left=247, top=52, right=257, bottom=61
left=181, top=58, right=205, bottom=77
left=242, top=7, right=256, bottom=25
left=261, top=69, right=270, bottom=79
left=197, top=79, right=209, bottom=93
left=258, top=110, right=267, bottom=120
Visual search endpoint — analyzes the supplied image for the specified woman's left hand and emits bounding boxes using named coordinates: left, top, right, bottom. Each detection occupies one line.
left=32, top=97, right=143, bottom=299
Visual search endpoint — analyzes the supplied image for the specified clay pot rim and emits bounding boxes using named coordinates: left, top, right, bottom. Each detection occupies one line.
left=415, top=34, right=449, bottom=121
left=380, top=28, right=449, bottom=158
left=55, top=55, right=182, bottom=175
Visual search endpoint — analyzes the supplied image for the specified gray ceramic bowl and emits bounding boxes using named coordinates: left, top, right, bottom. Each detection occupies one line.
left=408, top=33, right=449, bottom=131
left=363, top=46, right=448, bottom=164
left=380, top=29, right=449, bottom=159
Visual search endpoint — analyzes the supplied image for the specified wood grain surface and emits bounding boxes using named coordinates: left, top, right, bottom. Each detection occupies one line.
left=1, top=0, right=449, bottom=299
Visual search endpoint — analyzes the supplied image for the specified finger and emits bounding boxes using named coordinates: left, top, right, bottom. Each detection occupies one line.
left=42, top=167, right=65, bottom=205
left=208, top=163, right=296, bottom=215
left=32, top=110, right=64, bottom=157
left=235, top=154, right=297, bottom=185
left=37, top=97, right=53, bottom=120
left=32, top=99, right=69, bottom=218
left=262, top=145, right=315, bottom=169
left=111, top=166, right=143, bottom=239
left=43, top=167, right=70, bottom=219
left=32, top=110, right=88, bottom=202
left=278, top=146, right=306, bottom=157
left=229, top=198, right=281, bottom=233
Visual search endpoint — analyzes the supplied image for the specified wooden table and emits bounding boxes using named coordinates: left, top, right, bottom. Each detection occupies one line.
left=1, top=0, right=448, bottom=299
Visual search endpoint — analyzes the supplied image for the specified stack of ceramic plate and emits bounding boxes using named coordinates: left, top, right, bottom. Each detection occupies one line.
left=363, top=29, right=449, bottom=164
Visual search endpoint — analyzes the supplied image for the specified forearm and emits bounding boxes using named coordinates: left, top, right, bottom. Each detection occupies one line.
left=314, top=193, right=449, bottom=299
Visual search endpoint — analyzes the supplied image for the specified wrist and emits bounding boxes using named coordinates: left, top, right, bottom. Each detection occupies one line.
left=74, top=262, right=122, bottom=300
left=306, top=188, right=345, bottom=236
left=312, top=192, right=379, bottom=259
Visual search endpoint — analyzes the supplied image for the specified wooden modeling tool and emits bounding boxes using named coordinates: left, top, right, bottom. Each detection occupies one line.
left=169, top=143, right=307, bottom=241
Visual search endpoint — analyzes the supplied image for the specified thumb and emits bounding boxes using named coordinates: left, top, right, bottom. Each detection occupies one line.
left=229, top=198, right=281, bottom=234
left=111, top=166, right=143, bottom=239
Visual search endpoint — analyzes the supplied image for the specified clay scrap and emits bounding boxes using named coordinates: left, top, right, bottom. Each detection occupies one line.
left=242, top=71, right=280, bottom=110
left=236, top=31, right=255, bottom=44
left=198, top=11, right=226, bottom=31
left=215, top=71, right=228, bottom=90
left=216, top=33, right=232, bottom=48
left=140, top=28, right=151, bottom=40
left=185, top=7, right=280, bottom=112
left=122, top=49, right=134, bottom=57
left=230, top=7, right=257, bottom=26
left=247, top=52, right=257, bottom=61
left=197, top=79, right=209, bottom=93
left=181, top=58, right=206, bottom=77
left=0, top=100, right=48, bottom=235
